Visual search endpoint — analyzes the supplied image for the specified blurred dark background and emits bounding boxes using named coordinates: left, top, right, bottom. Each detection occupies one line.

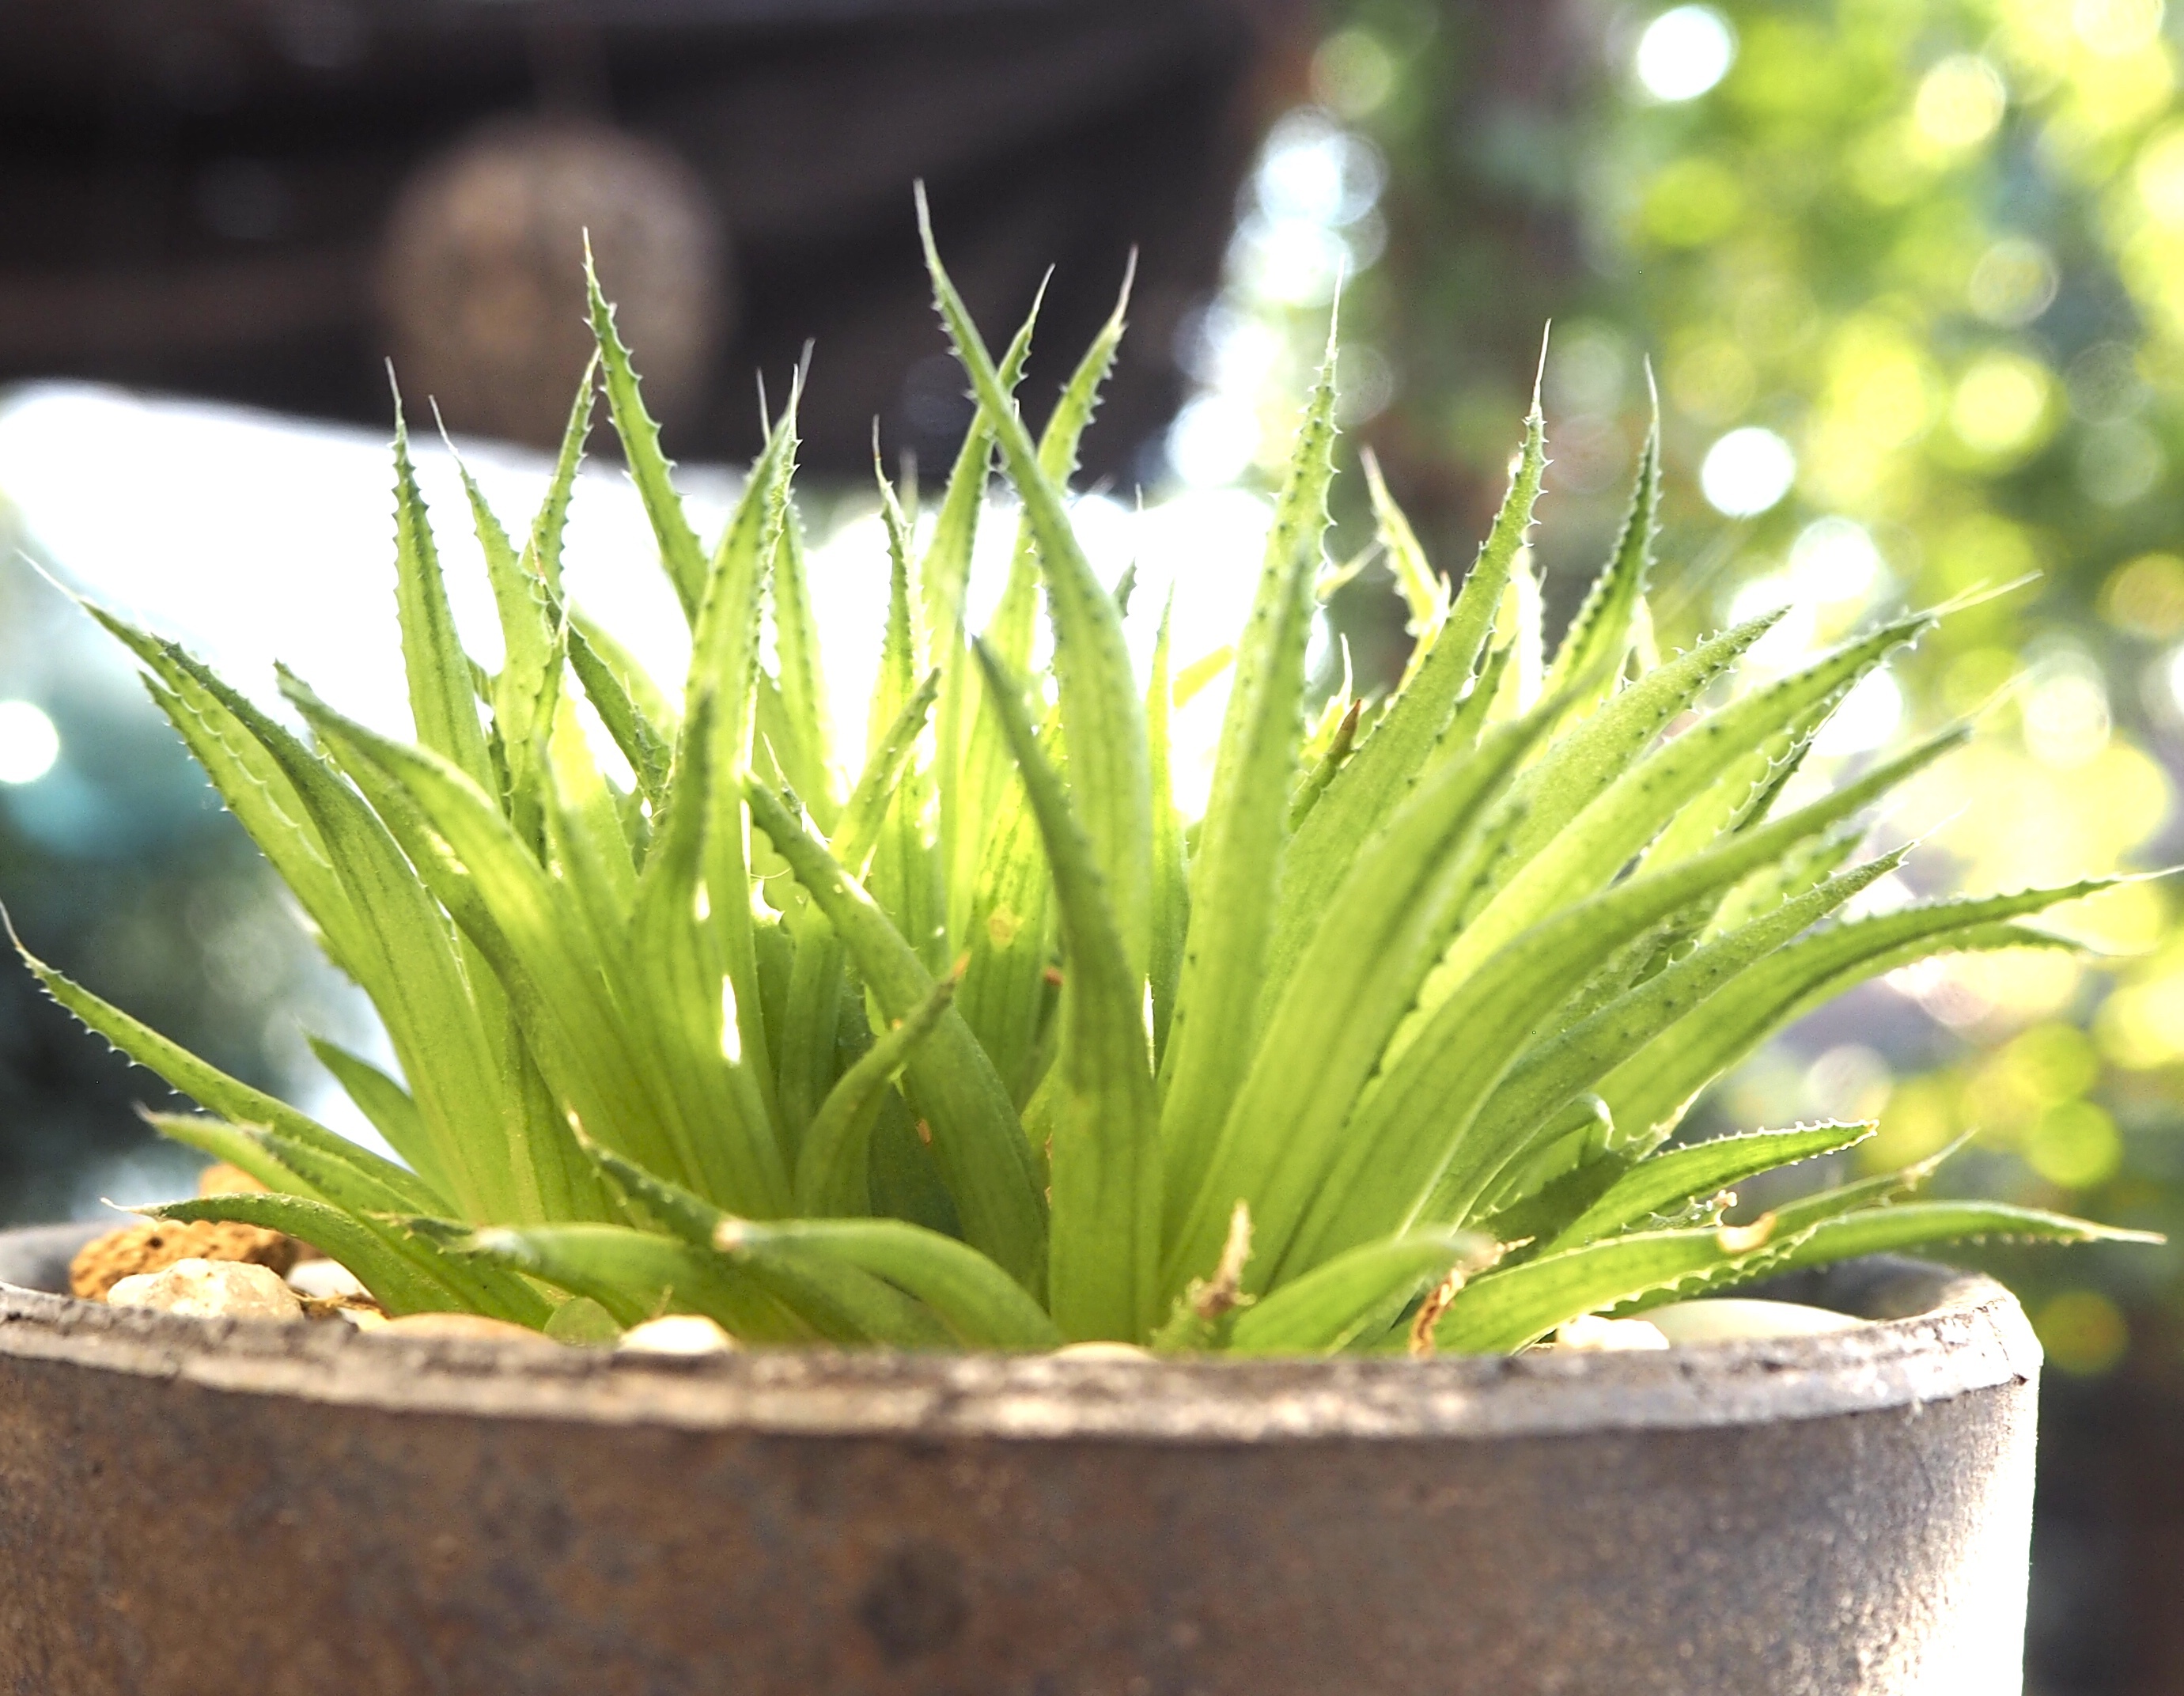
left=0, top=0, right=1277, bottom=477
left=3, top=1, right=2183, bottom=1689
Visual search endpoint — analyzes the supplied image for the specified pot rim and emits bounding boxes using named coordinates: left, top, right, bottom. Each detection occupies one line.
left=0, top=1228, right=2038, bottom=1445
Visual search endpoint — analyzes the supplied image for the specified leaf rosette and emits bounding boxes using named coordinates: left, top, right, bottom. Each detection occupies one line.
left=19, top=199, right=2156, bottom=1352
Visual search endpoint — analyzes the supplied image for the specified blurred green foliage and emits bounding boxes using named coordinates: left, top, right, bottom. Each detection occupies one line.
left=1181, top=0, right=2184, bottom=1372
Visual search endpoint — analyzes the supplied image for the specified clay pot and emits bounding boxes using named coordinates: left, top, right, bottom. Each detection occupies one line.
left=0, top=1223, right=2038, bottom=1694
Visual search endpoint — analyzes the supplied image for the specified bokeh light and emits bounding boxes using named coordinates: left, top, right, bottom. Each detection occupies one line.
left=1951, top=353, right=2057, bottom=460
left=1788, top=517, right=1889, bottom=604
left=1699, top=426, right=1797, bottom=515
left=1633, top=6, right=1737, bottom=103
left=1968, top=238, right=2060, bottom=327
left=1811, top=669, right=1906, bottom=756
left=0, top=702, right=59, bottom=786
left=2034, top=1289, right=2131, bottom=1375
left=1914, top=55, right=2008, bottom=150
left=1168, top=395, right=1261, bottom=487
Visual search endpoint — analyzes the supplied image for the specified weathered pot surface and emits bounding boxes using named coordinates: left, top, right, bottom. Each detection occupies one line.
left=0, top=1221, right=2037, bottom=1695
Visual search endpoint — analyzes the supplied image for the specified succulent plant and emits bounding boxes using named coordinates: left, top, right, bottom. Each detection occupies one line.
left=16, top=199, right=2155, bottom=1353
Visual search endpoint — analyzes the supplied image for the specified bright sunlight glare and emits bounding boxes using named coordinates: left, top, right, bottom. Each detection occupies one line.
left=1700, top=426, right=1797, bottom=517
left=1634, top=6, right=1736, bottom=103
left=1788, top=517, right=1887, bottom=604
left=0, top=384, right=701, bottom=745
left=1168, top=394, right=1262, bottom=486
left=1726, top=575, right=1817, bottom=672
left=1811, top=669, right=1905, bottom=757
left=0, top=701, right=60, bottom=785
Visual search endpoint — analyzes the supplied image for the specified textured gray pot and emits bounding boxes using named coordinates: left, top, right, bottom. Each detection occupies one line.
left=0, top=1222, right=2038, bottom=1695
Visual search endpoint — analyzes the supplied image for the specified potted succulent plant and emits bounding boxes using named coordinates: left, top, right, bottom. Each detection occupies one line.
left=0, top=199, right=2156, bottom=1694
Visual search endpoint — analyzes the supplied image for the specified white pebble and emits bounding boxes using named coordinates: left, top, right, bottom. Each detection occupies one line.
left=107, top=1258, right=305, bottom=1323
left=1050, top=1342, right=1153, bottom=1361
left=616, top=1315, right=736, bottom=1355
left=1643, top=1298, right=1864, bottom=1343
left=1552, top=1315, right=1671, bottom=1352
left=286, top=1259, right=368, bottom=1300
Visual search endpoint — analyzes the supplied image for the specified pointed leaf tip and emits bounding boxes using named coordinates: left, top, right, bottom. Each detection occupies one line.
left=1111, top=248, right=1139, bottom=326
